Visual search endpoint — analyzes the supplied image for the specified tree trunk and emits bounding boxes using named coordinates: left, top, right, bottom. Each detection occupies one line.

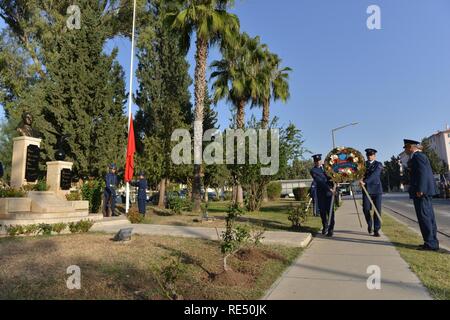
left=204, top=186, right=209, bottom=202
left=262, top=98, right=270, bottom=129
left=158, top=178, right=166, bottom=208
left=261, top=99, right=270, bottom=203
left=192, top=37, right=208, bottom=213
left=236, top=100, right=246, bottom=130
left=234, top=100, right=246, bottom=207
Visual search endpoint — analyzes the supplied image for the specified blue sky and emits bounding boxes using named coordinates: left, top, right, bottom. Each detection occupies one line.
left=2, top=0, right=450, bottom=162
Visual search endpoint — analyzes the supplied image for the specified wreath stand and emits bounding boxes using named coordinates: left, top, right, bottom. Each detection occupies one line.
left=327, top=182, right=363, bottom=229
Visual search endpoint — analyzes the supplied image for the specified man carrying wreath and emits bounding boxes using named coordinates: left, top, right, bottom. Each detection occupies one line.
left=360, top=148, right=383, bottom=237
left=310, top=154, right=335, bottom=237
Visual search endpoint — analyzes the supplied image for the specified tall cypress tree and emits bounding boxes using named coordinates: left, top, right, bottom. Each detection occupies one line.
left=0, top=1, right=131, bottom=179
left=135, top=0, right=192, bottom=206
left=43, top=6, right=127, bottom=177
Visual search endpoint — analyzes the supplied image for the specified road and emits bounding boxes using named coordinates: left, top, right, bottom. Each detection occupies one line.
left=344, top=192, right=450, bottom=250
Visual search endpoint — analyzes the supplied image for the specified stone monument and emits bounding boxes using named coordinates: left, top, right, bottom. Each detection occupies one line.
left=46, top=132, right=73, bottom=199
left=10, top=112, right=42, bottom=188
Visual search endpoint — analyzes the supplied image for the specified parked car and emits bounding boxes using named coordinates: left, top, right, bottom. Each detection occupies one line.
left=149, top=191, right=181, bottom=205
left=207, top=192, right=217, bottom=201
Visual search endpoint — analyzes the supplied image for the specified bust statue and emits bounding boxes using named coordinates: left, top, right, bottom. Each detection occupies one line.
left=17, top=112, right=38, bottom=138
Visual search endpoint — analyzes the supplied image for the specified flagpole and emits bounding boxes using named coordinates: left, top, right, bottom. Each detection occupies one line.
left=126, top=0, right=137, bottom=214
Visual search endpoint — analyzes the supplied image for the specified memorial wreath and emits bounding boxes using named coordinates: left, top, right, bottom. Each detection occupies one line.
left=324, top=147, right=366, bottom=184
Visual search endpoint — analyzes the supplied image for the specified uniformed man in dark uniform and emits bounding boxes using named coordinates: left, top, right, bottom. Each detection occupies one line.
left=133, top=172, right=148, bottom=215
left=404, top=139, right=439, bottom=251
left=104, top=164, right=118, bottom=217
left=360, top=148, right=383, bottom=237
left=310, top=154, right=335, bottom=237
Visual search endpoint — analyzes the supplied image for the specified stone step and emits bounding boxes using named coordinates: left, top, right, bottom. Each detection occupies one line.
left=93, top=215, right=131, bottom=228
left=0, top=214, right=103, bottom=228
left=11, top=211, right=90, bottom=220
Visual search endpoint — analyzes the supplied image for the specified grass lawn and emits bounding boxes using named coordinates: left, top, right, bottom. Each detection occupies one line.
left=0, top=233, right=300, bottom=300
left=382, top=214, right=450, bottom=300
left=139, top=200, right=322, bottom=235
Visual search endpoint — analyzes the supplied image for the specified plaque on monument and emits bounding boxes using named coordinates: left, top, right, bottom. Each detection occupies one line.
left=60, top=168, right=72, bottom=190
left=25, top=144, right=40, bottom=182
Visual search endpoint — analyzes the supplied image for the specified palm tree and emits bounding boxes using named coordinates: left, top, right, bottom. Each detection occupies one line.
left=210, top=33, right=264, bottom=128
left=165, top=0, right=239, bottom=213
left=210, top=32, right=265, bottom=205
left=255, top=52, right=291, bottom=129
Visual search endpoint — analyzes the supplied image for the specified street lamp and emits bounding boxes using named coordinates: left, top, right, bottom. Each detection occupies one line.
left=332, top=122, right=359, bottom=148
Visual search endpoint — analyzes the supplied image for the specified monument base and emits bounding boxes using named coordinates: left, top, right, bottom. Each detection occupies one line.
left=46, top=161, right=73, bottom=199
left=0, top=191, right=102, bottom=233
left=10, top=136, right=42, bottom=189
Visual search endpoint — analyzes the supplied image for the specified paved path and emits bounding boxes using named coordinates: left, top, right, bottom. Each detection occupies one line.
left=91, top=220, right=312, bottom=248
left=264, top=200, right=432, bottom=300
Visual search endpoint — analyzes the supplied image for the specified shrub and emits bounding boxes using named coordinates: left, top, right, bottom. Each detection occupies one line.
left=267, top=182, right=282, bottom=200
left=223, top=191, right=232, bottom=201
left=167, top=196, right=191, bottom=215
left=34, top=180, right=49, bottom=191
left=293, top=187, right=309, bottom=202
left=81, top=180, right=103, bottom=213
left=23, top=224, right=39, bottom=236
left=66, top=191, right=81, bottom=201
left=288, top=203, right=312, bottom=229
left=0, top=187, right=26, bottom=198
left=151, top=253, right=187, bottom=300
left=152, top=207, right=175, bottom=216
left=127, top=206, right=144, bottom=224
left=69, top=220, right=94, bottom=233
left=38, top=223, right=53, bottom=236
left=52, top=223, right=67, bottom=234
left=6, top=225, right=24, bottom=236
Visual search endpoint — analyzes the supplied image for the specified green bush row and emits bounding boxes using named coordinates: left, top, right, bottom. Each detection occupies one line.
left=167, top=196, right=193, bottom=215
left=267, top=182, right=282, bottom=200
left=292, top=187, right=310, bottom=202
left=5, top=220, right=94, bottom=237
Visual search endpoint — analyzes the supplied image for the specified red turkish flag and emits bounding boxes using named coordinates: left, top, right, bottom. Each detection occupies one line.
left=124, top=116, right=136, bottom=183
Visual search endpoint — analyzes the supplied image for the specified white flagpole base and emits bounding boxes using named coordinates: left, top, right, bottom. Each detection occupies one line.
left=126, top=182, right=130, bottom=214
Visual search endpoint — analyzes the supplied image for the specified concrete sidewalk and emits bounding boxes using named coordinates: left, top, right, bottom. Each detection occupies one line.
left=91, top=220, right=312, bottom=248
left=264, top=200, right=432, bottom=300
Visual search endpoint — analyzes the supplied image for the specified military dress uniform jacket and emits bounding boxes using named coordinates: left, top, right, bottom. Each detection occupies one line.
left=408, top=152, right=437, bottom=199
left=363, top=161, right=383, bottom=195
left=105, top=173, right=118, bottom=194
left=133, top=179, right=148, bottom=200
left=310, top=166, right=333, bottom=196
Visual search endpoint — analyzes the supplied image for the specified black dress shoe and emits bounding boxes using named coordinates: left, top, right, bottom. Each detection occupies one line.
left=368, top=227, right=373, bottom=235
left=418, top=245, right=439, bottom=252
left=326, top=231, right=334, bottom=237
left=373, top=231, right=381, bottom=237
left=322, top=227, right=328, bottom=235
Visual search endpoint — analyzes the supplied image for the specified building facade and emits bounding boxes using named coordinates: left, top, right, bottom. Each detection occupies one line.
left=423, top=128, right=450, bottom=173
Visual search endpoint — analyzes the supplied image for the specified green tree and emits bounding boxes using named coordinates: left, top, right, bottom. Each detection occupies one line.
left=135, top=0, right=192, bottom=207
left=381, top=156, right=401, bottom=192
left=236, top=118, right=307, bottom=212
left=285, top=159, right=314, bottom=180
left=165, top=0, right=240, bottom=213
left=254, top=52, right=291, bottom=129
left=211, top=32, right=264, bottom=205
left=0, top=0, right=138, bottom=178
left=421, top=139, right=446, bottom=174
